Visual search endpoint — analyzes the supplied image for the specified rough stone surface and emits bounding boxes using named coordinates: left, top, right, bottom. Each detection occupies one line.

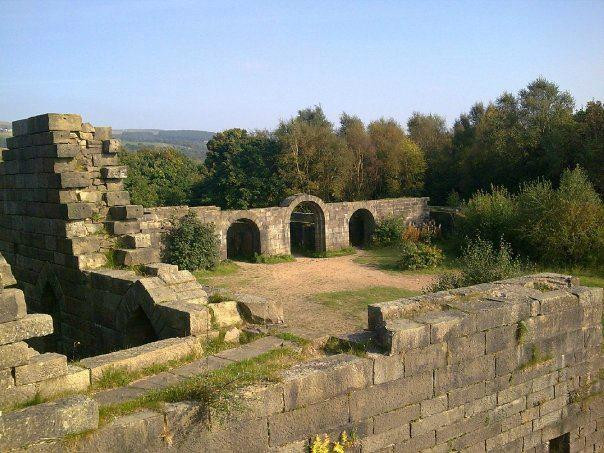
left=0, top=288, right=27, bottom=323
left=210, top=301, right=242, bottom=328
left=0, top=395, right=98, bottom=451
left=14, top=352, right=67, bottom=385
left=0, top=313, right=54, bottom=345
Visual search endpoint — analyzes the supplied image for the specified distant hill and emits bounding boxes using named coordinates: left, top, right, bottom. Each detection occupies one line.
left=0, top=122, right=214, bottom=159
left=113, top=129, right=214, bottom=161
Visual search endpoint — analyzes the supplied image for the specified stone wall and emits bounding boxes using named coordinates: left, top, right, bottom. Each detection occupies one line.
left=0, top=114, right=212, bottom=358
left=18, top=273, right=600, bottom=452
left=141, top=194, right=429, bottom=259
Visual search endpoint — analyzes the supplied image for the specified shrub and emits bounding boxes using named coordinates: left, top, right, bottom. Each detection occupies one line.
left=372, top=216, right=406, bottom=247
left=163, top=212, right=219, bottom=271
left=396, top=241, right=444, bottom=270
left=453, top=186, right=518, bottom=249
left=430, top=237, right=522, bottom=291
left=516, top=167, right=604, bottom=265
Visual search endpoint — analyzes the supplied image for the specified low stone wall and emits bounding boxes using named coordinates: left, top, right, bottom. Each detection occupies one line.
left=142, top=194, right=429, bottom=259
left=8, top=273, right=599, bottom=452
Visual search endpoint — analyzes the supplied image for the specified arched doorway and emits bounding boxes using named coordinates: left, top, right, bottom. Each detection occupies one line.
left=123, top=306, right=158, bottom=349
left=289, top=201, right=326, bottom=254
left=226, top=218, right=261, bottom=260
left=349, top=209, right=375, bottom=247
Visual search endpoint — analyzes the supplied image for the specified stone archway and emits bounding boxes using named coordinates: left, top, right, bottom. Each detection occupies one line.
left=289, top=201, right=326, bottom=254
left=226, top=218, right=261, bottom=260
left=349, top=208, right=375, bottom=247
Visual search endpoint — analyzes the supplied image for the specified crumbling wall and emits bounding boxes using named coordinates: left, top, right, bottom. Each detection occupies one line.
left=0, top=114, right=211, bottom=358
left=142, top=194, right=429, bottom=259
left=25, top=273, right=601, bottom=453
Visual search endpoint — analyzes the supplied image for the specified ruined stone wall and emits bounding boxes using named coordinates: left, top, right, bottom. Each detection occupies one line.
left=0, top=114, right=211, bottom=358
left=142, top=194, right=429, bottom=259
left=26, top=273, right=600, bottom=453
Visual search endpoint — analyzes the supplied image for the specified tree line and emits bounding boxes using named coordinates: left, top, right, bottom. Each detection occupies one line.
left=121, top=78, right=603, bottom=209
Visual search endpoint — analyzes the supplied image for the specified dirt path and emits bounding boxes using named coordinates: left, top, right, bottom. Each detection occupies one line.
left=208, top=252, right=435, bottom=336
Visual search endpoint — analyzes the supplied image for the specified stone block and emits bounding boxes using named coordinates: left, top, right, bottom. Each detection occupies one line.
left=123, top=233, right=152, bottom=248
left=434, top=355, right=495, bottom=393
left=361, top=424, right=411, bottom=452
left=0, top=287, right=27, bottom=323
left=393, top=430, right=436, bottom=452
left=447, top=331, right=486, bottom=364
left=371, top=352, right=404, bottom=384
left=404, top=342, right=447, bottom=376
left=80, top=336, right=202, bottom=381
left=268, top=395, right=349, bottom=446
left=104, top=190, right=131, bottom=206
left=1, top=367, right=14, bottom=388
left=535, top=290, right=578, bottom=315
left=59, top=171, right=89, bottom=189
left=421, top=394, right=448, bottom=417
left=110, top=204, right=143, bottom=220
left=0, top=313, right=54, bottom=345
left=414, top=309, right=475, bottom=343
left=30, top=113, right=83, bottom=134
left=0, top=395, right=98, bottom=451
left=101, top=165, right=128, bottom=179
left=61, top=202, right=93, bottom=220
left=281, top=354, right=372, bottom=410
left=373, top=403, right=420, bottom=434
left=108, top=220, right=141, bottom=235
left=14, top=352, right=67, bottom=385
left=0, top=341, right=38, bottom=368
left=36, top=364, right=90, bottom=399
left=94, top=126, right=112, bottom=141
left=236, top=293, right=284, bottom=324
left=102, top=139, right=121, bottom=153
left=210, top=301, right=243, bottom=328
left=115, top=247, right=160, bottom=266
left=379, top=318, right=430, bottom=353
left=411, top=406, right=465, bottom=437
left=486, top=324, right=517, bottom=354
left=349, top=371, right=433, bottom=420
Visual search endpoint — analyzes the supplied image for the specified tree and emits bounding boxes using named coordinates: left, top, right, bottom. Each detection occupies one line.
left=120, top=147, right=202, bottom=207
left=367, top=118, right=426, bottom=197
left=338, top=113, right=377, bottom=200
left=201, top=129, right=284, bottom=209
left=276, top=106, right=353, bottom=201
left=574, top=101, right=604, bottom=195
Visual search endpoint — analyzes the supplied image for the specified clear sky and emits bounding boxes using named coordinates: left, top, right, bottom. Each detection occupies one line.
left=2, top=0, right=603, bottom=131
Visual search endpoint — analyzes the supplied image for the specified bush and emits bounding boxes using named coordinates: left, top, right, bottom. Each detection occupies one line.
left=372, top=217, right=407, bottom=247
left=163, top=212, right=219, bottom=271
left=453, top=186, right=517, bottom=249
left=430, top=237, right=522, bottom=291
left=396, top=241, right=444, bottom=270
left=516, top=167, right=604, bottom=265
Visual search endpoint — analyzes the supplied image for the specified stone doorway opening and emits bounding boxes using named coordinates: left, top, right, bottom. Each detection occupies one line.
left=349, top=209, right=375, bottom=247
left=123, top=306, right=159, bottom=349
left=27, top=283, right=63, bottom=355
left=289, top=201, right=326, bottom=254
left=227, top=218, right=261, bottom=260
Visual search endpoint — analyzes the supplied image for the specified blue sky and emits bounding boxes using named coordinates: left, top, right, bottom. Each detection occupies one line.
left=2, top=0, right=603, bottom=131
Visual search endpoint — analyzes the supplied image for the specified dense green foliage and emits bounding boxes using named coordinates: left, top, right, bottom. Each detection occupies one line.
left=120, top=148, right=202, bottom=207
left=395, top=241, right=443, bottom=270
left=163, top=212, right=219, bottom=271
left=454, top=167, right=604, bottom=266
left=431, top=238, right=522, bottom=291
left=201, top=129, right=285, bottom=209
left=372, top=217, right=407, bottom=247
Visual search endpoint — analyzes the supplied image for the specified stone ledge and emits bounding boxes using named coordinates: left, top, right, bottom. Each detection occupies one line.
left=0, top=313, right=54, bottom=345
left=79, top=336, right=203, bottom=381
left=0, top=395, right=98, bottom=451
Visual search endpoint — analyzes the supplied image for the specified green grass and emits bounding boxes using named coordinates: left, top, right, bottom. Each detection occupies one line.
left=252, top=253, right=296, bottom=264
left=273, top=332, right=310, bottom=347
left=354, top=243, right=456, bottom=275
left=99, top=347, right=302, bottom=423
left=207, top=293, right=232, bottom=304
left=193, top=260, right=240, bottom=284
left=313, top=285, right=420, bottom=321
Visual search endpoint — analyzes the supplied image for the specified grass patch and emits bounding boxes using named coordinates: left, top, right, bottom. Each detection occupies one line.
left=99, top=347, right=303, bottom=423
left=92, top=336, right=233, bottom=391
left=273, top=332, right=310, bottom=347
left=314, top=286, right=419, bottom=321
left=194, top=260, right=240, bottom=284
left=518, top=345, right=553, bottom=371
left=252, top=253, right=295, bottom=264
left=207, top=293, right=232, bottom=304
left=5, top=393, right=44, bottom=412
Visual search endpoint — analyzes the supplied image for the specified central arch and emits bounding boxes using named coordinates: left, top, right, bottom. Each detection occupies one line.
left=226, top=218, right=261, bottom=260
left=289, top=201, right=326, bottom=254
left=349, top=208, right=375, bottom=247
